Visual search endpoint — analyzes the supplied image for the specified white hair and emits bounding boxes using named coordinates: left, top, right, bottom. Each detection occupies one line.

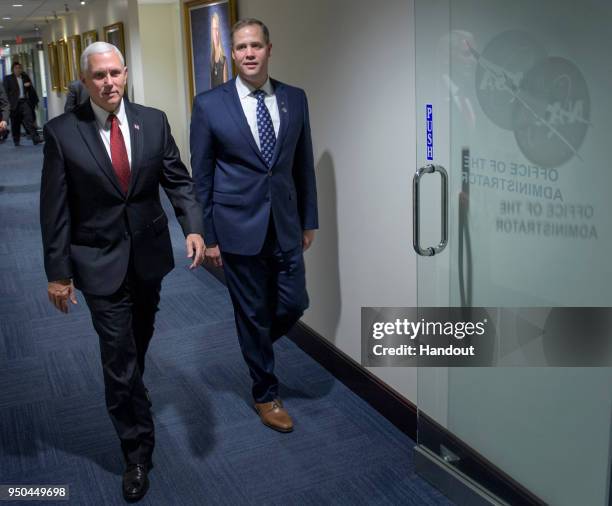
left=80, top=41, right=125, bottom=74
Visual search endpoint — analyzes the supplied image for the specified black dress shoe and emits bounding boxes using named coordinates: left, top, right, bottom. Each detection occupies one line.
left=122, top=463, right=150, bottom=502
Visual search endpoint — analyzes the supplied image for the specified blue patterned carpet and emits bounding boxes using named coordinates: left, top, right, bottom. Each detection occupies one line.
left=0, top=139, right=453, bottom=505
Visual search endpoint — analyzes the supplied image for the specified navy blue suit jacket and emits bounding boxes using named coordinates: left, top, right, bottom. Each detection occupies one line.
left=190, top=78, right=318, bottom=255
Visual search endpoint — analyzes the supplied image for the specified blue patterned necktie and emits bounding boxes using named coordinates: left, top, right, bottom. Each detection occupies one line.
left=253, top=89, right=276, bottom=167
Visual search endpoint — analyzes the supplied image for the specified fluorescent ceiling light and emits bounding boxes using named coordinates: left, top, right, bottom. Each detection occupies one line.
left=12, top=4, right=23, bottom=7
left=2, top=17, right=12, bottom=20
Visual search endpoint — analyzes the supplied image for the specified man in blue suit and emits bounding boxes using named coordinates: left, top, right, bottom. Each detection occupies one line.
left=190, top=18, right=318, bottom=432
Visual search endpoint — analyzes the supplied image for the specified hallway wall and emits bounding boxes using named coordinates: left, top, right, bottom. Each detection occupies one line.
left=138, top=1, right=190, bottom=165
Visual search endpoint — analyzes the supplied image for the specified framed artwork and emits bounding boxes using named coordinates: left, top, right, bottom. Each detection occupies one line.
left=183, top=0, right=237, bottom=102
left=67, top=34, right=82, bottom=81
left=82, top=29, right=98, bottom=48
left=104, top=22, right=126, bottom=59
left=57, top=38, right=70, bottom=91
left=47, top=42, right=60, bottom=91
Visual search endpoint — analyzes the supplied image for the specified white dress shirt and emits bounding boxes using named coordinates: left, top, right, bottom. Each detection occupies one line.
left=17, top=76, right=25, bottom=99
left=235, top=75, right=280, bottom=150
left=90, top=98, right=132, bottom=168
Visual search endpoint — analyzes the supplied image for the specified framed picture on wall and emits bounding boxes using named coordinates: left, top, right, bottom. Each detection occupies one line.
left=104, top=22, right=126, bottom=59
left=183, top=0, right=237, bottom=102
left=47, top=42, right=60, bottom=91
left=57, top=38, right=70, bottom=91
left=82, top=29, right=98, bottom=48
left=67, top=34, right=82, bottom=82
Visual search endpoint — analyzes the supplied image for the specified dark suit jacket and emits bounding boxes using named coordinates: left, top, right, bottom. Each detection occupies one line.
left=190, top=78, right=318, bottom=255
left=41, top=100, right=204, bottom=296
left=3, top=72, right=39, bottom=111
left=64, top=80, right=90, bottom=113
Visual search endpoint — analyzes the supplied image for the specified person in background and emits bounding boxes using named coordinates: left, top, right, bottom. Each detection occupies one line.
left=64, top=79, right=90, bottom=113
left=3, top=61, right=41, bottom=146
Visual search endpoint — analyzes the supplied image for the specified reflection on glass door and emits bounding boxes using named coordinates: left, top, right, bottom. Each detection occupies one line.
left=415, top=1, right=612, bottom=504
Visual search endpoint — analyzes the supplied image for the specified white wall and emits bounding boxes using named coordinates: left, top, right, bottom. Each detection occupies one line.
left=138, top=0, right=190, bottom=164
left=235, top=0, right=419, bottom=401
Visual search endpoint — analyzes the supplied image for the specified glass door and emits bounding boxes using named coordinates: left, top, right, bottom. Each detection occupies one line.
left=415, top=1, right=612, bottom=504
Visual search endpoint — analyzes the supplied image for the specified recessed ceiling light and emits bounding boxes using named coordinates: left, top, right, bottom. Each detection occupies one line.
left=80, top=1, right=86, bottom=4
left=2, top=17, right=12, bottom=20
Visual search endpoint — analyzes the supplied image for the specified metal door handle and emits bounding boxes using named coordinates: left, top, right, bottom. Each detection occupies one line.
left=413, top=164, right=448, bottom=256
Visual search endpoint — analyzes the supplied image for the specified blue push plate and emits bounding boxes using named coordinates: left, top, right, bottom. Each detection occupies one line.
left=426, top=104, right=433, bottom=161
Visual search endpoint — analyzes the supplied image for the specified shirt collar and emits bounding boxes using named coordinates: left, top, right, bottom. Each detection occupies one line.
left=90, top=97, right=127, bottom=129
left=235, top=75, right=274, bottom=99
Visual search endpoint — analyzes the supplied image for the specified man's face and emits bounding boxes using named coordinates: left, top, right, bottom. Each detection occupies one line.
left=82, top=51, right=127, bottom=112
left=232, top=24, right=271, bottom=86
left=13, top=65, right=22, bottom=77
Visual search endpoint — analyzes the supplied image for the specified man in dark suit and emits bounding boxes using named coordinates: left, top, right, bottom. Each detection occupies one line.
left=190, top=18, right=318, bottom=433
left=40, top=42, right=204, bottom=501
left=64, top=79, right=90, bottom=113
left=3, top=61, right=41, bottom=146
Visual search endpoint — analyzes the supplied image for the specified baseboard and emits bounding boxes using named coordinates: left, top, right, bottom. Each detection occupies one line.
left=202, top=264, right=544, bottom=505
left=286, top=317, right=419, bottom=439
left=414, top=445, right=508, bottom=506
left=418, top=413, right=545, bottom=505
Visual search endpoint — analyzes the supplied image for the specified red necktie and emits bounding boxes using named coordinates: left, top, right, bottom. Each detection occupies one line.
left=108, top=113, right=130, bottom=194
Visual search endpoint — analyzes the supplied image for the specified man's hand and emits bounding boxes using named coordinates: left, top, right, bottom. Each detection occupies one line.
left=204, top=244, right=223, bottom=268
left=48, top=279, right=77, bottom=313
left=0, top=120, right=7, bottom=132
left=303, top=230, right=316, bottom=251
left=186, top=233, right=205, bottom=269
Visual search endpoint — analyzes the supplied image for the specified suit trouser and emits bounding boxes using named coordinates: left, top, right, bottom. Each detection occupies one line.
left=222, top=218, right=309, bottom=403
left=83, top=269, right=161, bottom=465
left=10, top=100, right=37, bottom=142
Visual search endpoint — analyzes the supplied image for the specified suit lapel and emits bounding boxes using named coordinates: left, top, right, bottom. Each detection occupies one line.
left=124, top=102, right=142, bottom=197
left=76, top=102, right=125, bottom=196
left=223, top=80, right=268, bottom=167
left=270, top=80, right=289, bottom=168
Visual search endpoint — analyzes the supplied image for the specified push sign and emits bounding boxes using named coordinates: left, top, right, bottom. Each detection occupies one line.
left=426, top=104, right=433, bottom=161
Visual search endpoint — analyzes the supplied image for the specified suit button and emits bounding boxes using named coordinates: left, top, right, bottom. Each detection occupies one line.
left=268, top=170, right=272, bottom=177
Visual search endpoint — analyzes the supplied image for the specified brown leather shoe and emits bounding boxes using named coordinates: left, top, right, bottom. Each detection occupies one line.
left=254, top=399, right=294, bottom=432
